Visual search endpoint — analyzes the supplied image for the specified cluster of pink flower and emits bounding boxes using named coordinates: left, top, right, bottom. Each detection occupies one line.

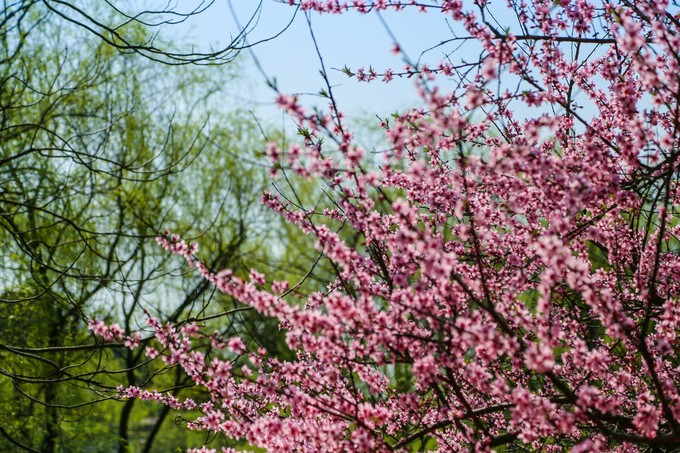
left=87, top=319, right=140, bottom=350
left=156, top=232, right=199, bottom=266
left=90, top=0, right=680, bottom=451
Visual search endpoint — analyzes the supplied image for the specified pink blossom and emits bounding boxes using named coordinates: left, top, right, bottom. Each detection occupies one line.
left=119, top=1, right=680, bottom=450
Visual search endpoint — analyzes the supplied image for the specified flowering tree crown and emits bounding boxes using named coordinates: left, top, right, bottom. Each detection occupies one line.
left=93, top=0, right=680, bottom=451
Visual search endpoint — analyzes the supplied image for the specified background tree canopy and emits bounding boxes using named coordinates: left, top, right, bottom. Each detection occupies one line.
left=0, top=1, right=329, bottom=451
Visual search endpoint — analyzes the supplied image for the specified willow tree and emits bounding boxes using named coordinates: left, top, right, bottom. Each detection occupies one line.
left=0, top=2, right=318, bottom=451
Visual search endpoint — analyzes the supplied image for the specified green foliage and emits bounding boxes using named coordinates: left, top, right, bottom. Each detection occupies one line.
left=0, top=2, right=324, bottom=451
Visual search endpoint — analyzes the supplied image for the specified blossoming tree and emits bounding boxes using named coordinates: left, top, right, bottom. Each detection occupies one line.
left=94, top=0, right=680, bottom=451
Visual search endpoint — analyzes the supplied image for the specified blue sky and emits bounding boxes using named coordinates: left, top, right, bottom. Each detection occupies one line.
left=167, top=1, right=465, bottom=118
